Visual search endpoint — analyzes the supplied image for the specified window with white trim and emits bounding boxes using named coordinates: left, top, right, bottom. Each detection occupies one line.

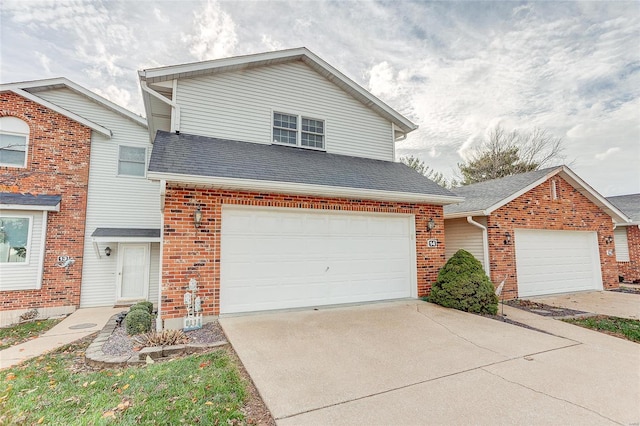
left=118, top=146, right=146, bottom=177
left=0, top=217, right=31, bottom=263
left=273, top=112, right=324, bottom=150
left=614, top=227, right=630, bottom=262
left=0, top=117, right=29, bottom=168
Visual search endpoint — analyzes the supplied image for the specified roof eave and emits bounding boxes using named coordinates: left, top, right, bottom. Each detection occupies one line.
left=443, top=210, right=487, bottom=219
left=147, top=171, right=463, bottom=205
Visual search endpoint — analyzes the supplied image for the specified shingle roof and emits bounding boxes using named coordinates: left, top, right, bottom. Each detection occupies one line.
left=91, top=228, right=161, bottom=239
left=148, top=131, right=456, bottom=199
left=607, top=194, right=640, bottom=222
left=0, top=192, right=62, bottom=207
left=444, top=167, right=560, bottom=215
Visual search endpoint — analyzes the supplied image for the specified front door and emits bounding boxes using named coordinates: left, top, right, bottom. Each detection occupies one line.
left=117, top=243, right=149, bottom=301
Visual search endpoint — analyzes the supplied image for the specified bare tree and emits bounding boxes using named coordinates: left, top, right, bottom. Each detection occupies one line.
left=400, top=155, right=451, bottom=188
left=457, top=126, right=566, bottom=185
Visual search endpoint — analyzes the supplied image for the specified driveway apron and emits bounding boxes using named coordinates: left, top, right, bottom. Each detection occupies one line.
left=221, top=301, right=638, bottom=425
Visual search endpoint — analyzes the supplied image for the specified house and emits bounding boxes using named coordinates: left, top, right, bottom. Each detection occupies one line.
left=443, top=166, right=629, bottom=299
left=0, top=78, right=160, bottom=326
left=138, top=48, right=463, bottom=328
left=608, top=194, right=640, bottom=283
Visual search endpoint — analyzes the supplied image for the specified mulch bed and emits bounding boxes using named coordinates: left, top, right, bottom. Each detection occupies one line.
left=505, top=299, right=589, bottom=317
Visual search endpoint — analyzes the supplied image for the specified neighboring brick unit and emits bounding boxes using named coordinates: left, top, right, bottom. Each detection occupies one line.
left=618, top=225, right=640, bottom=282
left=487, top=176, right=618, bottom=299
left=160, top=186, right=445, bottom=321
left=0, top=92, right=91, bottom=313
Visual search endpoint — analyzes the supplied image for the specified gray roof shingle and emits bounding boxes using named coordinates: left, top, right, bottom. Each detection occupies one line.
left=149, top=131, right=456, bottom=198
left=0, top=192, right=62, bottom=207
left=444, top=167, right=560, bottom=215
left=607, top=194, right=640, bottom=222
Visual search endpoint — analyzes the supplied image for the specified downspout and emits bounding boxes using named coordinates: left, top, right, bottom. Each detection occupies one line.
left=140, top=80, right=181, bottom=134
left=156, top=179, right=166, bottom=331
left=467, top=216, right=490, bottom=276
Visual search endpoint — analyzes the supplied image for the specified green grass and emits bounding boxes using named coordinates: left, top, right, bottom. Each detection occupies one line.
left=0, top=319, right=62, bottom=350
left=563, top=315, right=640, bottom=343
left=1, top=340, right=248, bottom=425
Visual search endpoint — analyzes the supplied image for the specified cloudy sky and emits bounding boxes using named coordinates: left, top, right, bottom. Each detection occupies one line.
left=2, top=0, right=639, bottom=196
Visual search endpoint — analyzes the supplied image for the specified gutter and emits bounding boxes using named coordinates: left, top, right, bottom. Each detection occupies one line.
left=147, top=171, right=465, bottom=205
left=156, top=180, right=166, bottom=331
left=467, top=216, right=490, bottom=275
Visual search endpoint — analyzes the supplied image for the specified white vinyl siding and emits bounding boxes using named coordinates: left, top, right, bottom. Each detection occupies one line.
left=0, top=211, right=45, bottom=291
left=614, top=227, right=630, bottom=262
left=33, top=88, right=161, bottom=307
left=220, top=206, right=415, bottom=314
left=176, top=61, right=394, bottom=161
left=444, top=217, right=486, bottom=268
left=514, top=229, right=603, bottom=297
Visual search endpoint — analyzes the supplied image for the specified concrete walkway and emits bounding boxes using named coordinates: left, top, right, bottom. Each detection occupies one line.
left=0, top=307, right=122, bottom=370
left=222, top=300, right=640, bottom=425
left=531, top=290, right=640, bottom=319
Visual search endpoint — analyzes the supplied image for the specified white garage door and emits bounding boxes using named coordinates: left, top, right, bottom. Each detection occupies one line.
left=220, top=206, right=415, bottom=314
left=515, top=229, right=603, bottom=297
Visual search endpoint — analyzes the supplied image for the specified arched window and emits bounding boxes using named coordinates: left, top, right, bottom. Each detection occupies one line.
left=0, top=116, right=30, bottom=167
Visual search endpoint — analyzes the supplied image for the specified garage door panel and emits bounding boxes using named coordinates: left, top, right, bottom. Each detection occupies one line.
left=221, top=207, right=415, bottom=314
left=515, top=229, right=602, bottom=298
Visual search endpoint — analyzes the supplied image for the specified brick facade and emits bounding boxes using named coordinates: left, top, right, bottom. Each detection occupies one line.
left=160, top=185, right=445, bottom=321
left=0, top=92, right=91, bottom=312
left=618, top=225, right=640, bottom=282
left=487, top=176, right=618, bottom=299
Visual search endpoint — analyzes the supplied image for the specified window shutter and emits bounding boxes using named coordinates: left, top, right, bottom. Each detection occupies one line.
left=614, top=227, right=630, bottom=262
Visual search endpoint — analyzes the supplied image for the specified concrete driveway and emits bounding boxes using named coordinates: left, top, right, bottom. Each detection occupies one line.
left=220, top=301, right=639, bottom=425
left=531, top=290, right=640, bottom=319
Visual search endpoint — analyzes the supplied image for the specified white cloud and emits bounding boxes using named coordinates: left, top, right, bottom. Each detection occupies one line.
left=181, top=0, right=238, bottom=61
left=595, top=147, right=621, bottom=161
left=92, top=85, right=135, bottom=113
left=35, top=52, right=51, bottom=74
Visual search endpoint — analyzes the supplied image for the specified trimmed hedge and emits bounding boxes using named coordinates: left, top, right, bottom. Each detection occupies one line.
left=430, top=249, right=498, bottom=315
left=133, top=301, right=154, bottom=314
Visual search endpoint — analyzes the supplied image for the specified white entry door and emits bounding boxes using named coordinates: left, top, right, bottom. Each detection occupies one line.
left=220, top=206, right=416, bottom=314
left=117, top=243, right=149, bottom=301
left=514, top=229, right=603, bottom=297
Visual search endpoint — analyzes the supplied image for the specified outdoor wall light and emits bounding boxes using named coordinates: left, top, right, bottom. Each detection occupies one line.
left=604, top=236, right=613, bottom=244
left=504, top=232, right=511, bottom=245
left=105, top=246, right=112, bottom=257
left=427, top=218, right=436, bottom=232
left=194, top=206, right=203, bottom=228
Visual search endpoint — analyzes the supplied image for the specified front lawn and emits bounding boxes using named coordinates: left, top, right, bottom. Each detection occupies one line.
left=1, top=338, right=250, bottom=425
left=0, top=319, right=62, bottom=350
left=562, top=315, right=640, bottom=343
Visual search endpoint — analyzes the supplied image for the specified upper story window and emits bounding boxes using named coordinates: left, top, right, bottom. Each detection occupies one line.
left=273, top=112, right=324, bottom=150
left=118, top=146, right=146, bottom=177
left=0, top=216, right=31, bottom=264
left=0, top=117, right=29, bottom=168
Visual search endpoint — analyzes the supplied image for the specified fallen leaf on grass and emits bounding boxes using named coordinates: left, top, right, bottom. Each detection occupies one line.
left=204, top=401, right=214, bottom=406
left=122, top=383, right=130, bottom=390
left=37, top=417, right=44, bottom=424
left=5, top=373, right=16, bottom=381
left=102, top=411, right=116, bottom=419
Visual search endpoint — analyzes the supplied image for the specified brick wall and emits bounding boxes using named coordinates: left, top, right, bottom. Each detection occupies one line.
left=0, top=92, right=91, bottom=311
left=160, top=186, right=445, bottom=320
left=618, top=225, right=640, bottom=282
left=487, top=176, right=618, bottom=299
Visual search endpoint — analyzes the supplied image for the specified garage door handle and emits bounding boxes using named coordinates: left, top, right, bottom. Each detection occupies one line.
left=325, top=266, right=329, bottom=272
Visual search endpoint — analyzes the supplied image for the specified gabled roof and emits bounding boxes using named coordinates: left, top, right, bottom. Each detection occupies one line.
left=147, top=131, right=462, bottom=205
left=138, top=47, right=417, bottom=135
left=0, top=78, right=147, bottom=134
left=607, top=194, right=640, bottom=224
left=444, top=166, right=630, bottom=223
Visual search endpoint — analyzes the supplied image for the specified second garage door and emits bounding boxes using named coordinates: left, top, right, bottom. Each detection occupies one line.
left=220, top=206, right=416, bottom=314
left=514, top=229, right=603, bottom=297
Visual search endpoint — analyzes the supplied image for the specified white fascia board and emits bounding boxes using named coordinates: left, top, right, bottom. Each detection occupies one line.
left=138, top=47, right=417, bottom=134
left=92, top=236, right=161, bottom=243
left=2, top=88, right=112, bottom=138
left=2, top=78, right=147, bottom=129
left=147, top=171, right=464, bottom=205
left=444, top=210, right=487, bottom=220
left=0, top=203, right=60, bottom=212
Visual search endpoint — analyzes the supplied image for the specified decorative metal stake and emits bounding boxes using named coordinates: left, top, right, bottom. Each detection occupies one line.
left=183, top=278, right=203, bottom=331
